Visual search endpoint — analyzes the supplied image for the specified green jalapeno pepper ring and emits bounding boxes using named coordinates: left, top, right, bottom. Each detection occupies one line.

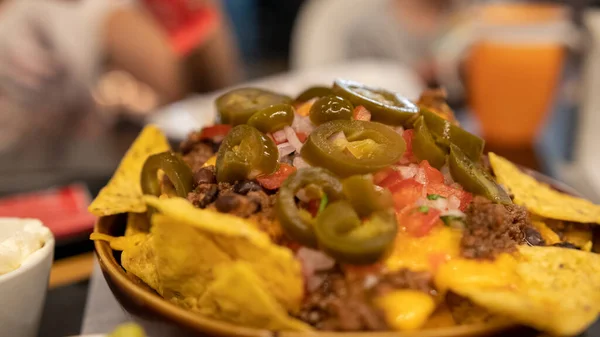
left=412, top=116, right=447, bottom=169
left=216, top=125, right=278, bottom=183
left=301, top=120, right=406, bottom=177
left=315, top=200, right=397, bottom=264
left=332, top=79, right=419, bottom=125
left=140, top=151, right=194, bottom=198
left=448, top=145, right=511, bottom=204
left=276, top=167, right=344, bottom=247
left=309, top=94, right=354, bottom=125
left=342, top=174, right=393, bottom=218
left=421, top=108, right=484, bottom=161
left=216, top=88, right=292, bottom=126
left=247, top=103, right=294, bottom=133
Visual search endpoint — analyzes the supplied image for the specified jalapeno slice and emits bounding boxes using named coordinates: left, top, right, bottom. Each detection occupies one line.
left=276, top=167, right=344, bottom=247
left=295, top=86, right=333, bottom=103
left=412, top=116, right=447, bottom=169
left=215, top=125, right=278, bottom=183
left=315, top=201, right=397, bottom=264
left=309, top=94, right=354, bottom=125
left=301, top=120, right=405, bottom=177
left=448, top=145, right=511, bottom=204
left=141, top=151, right=194, bottom=198
left=421, top=109, right=484, bottom=161
left=342, top=175, right=393, bottom=218
left=216, top=88, right=292, bottom=125
left=332, top=79, right=419, bottom=125
left=247, top=103, right=294, bottom=133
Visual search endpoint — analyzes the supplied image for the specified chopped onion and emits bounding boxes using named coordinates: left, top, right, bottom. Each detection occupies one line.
left=291, top=114, right=315, bottom=135
left=297, top=247, right=336, bottom=272
left=363, top=274, right=379, bottom=289
left=429, top=197, right=449, bottom=211
left=395, top=126, right=405, bottom=134
left=307, top=274, right=326, bottom=292
left=441, top=209, right=465, bottom=218
left=293, top=156, right=311, bottom=169
left=296, top=189, right=312, bottom=202
left=398, top=164, right=418, bottom=180
left=277, top=142, right=295, bottom=159
left=447, top=195, right=461, bottom=210
left=284, top=126, right=303, bottom=152
left=272, top=130, right=287, bottom=144
left=414, top=166, right=427, bottom=184
left=440, top=165, right=454, bottom=185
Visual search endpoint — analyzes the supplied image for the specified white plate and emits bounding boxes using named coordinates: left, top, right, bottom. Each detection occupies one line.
left=146, top=59, right=424, bottom=140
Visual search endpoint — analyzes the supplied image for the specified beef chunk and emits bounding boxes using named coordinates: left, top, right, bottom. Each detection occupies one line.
left=461, top=196, right=532, bottom=259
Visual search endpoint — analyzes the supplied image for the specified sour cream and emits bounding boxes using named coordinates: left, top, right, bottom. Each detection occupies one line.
left=0, top=218, right=52, bottom=275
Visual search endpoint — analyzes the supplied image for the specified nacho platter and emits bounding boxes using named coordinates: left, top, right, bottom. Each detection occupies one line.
left=92, top=80, right=600, bottom=336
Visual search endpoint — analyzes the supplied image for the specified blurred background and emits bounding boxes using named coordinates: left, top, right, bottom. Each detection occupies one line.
left=2, top=0, right=600, bottom=335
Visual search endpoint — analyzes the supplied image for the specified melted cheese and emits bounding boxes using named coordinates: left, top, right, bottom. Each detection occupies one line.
left=375, top=290, right=436, bottom=330
left=385, top=225, right=462, bottom=273
left=531, top=221, right=560, bottom=245
left=435, top=253, right=518, bottom=294
left=203, top=155, right=217, bottom=167
left=563, top=228, right=593, bottom=251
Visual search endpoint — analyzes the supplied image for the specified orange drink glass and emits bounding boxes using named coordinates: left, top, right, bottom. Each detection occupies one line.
left=464, top=4, right=570, bottom=146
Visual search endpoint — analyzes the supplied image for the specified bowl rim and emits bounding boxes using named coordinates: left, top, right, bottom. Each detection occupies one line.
left=95, top=215, right=519, bottom=337
left=0, top=226, right=55, bottom=283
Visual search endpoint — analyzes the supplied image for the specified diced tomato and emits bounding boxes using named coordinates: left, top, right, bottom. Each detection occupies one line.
left=256, top=164, right=296, bottom=190
left=296, top=132, right=308, bottom=143
left=390, top=179, right=424, bottom=210
left=352, top=105, right=372, bottom=121
left=396, top=206, right=441, bottom=237
left=199, top=124, right=232, bottom=140
left=401, top=129, right=415, bottom=162
left=419, top=160, right=444, bottom=184
left=373, top=167, right=395, bottom=185
left=426, top=183, right=472, bottom=211
left=306, top=199, right=320, bottom=217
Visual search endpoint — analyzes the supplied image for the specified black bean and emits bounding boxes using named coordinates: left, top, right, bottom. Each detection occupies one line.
left=193, top=166, right=216, bottom=186
left=233, top=180, right=262, bottom=195
left=524, top=227, right=545, bottom=246
left=215, top=194, right=241, bottom=213
left=201, top=184, right=219, bottom=206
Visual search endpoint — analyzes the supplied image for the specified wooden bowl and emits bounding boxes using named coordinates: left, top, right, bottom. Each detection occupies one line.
left=95, top=169, right=571, bottom=337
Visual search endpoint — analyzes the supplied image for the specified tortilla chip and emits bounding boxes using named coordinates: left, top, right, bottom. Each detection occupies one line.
left=196, top=262, right=312, bottom=331
left=146, top=196, right=303, bottom=312
left=121, top=234, right=160, bottom=290
left=88, top=125, right=170, bottom=216
left=531, top=220, right=560, bottom=245
left=563, top=226, right=594, bottom=252
left=90, top=232, right=147, bottom=251
left=436, top=246, right=600, bottom=335
left=489, top=153, right=600, bottom=223
left=125, top=212, right=151, bottom=237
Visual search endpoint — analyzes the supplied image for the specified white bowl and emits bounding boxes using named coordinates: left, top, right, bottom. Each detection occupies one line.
left=0, top=221, right=54, bottom=337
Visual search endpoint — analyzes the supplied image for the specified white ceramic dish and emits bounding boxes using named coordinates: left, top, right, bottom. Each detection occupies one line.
left=147, top=60, right=424, bottom=140
left=0, top=220, right=54, bottom=337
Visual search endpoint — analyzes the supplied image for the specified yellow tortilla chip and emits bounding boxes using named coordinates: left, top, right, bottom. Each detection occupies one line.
left=436, top=246, right=600, bottom=335
left=489, top=153, right=600, bottom=223
left=90, top=232, right=147, bottom=251
left=531, top=220, right=560, bottom=245
left=563, top=226, right=594, bottom=252
left=125, top=213, right=150, bottom=237
left=145, top=196, right=303, bottom=313
left=121, top=234, right=160, bottom=291
left=88, top=125, right=170, bottom=216
left=196, top=262, right=311, bottom=331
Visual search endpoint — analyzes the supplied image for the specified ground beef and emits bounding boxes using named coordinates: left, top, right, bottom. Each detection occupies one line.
left=461, top=196, right=536, bottom=259
left=297, top=271, right=388, bottom=331
left=373, top=269, right=436, bottom=297
left=446, top=292, right=500, bottom=324
left=182, top=143, right=215, bottom=173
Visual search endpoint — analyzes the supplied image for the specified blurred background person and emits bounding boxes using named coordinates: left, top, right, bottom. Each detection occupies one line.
left=0, top=0, right=242, bottom=155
